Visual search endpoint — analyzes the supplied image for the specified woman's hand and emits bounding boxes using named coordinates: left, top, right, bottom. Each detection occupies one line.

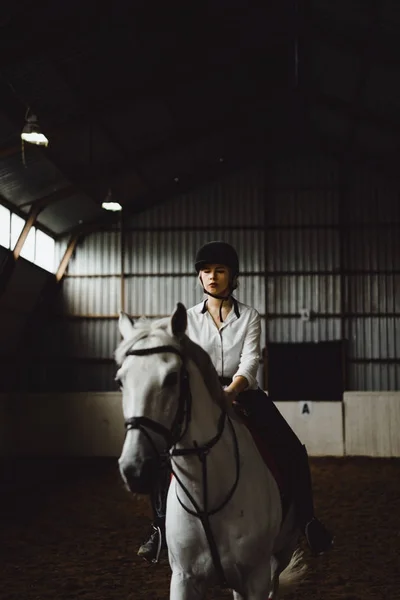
left=223, top=386, right=239, bottom=405
left=222, top=376, right=248, bottom=405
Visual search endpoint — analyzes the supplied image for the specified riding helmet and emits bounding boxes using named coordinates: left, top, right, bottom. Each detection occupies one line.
left=194, top=241, right=239, bottom=276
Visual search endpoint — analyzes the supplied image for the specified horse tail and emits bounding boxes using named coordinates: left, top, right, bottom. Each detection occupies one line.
left=278, top=549, right=307, bottom=595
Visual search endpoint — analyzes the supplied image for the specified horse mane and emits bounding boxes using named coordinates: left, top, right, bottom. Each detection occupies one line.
left=114, top=316, right=179, bottom=366
left=114, top=314, right=230, bottom=413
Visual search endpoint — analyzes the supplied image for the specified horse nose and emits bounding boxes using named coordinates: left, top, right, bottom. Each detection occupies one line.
left=119, top=458, right=154, bottom=494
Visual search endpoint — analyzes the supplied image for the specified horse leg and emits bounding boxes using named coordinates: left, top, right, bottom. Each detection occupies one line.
left=232, top=561, right=272, bottom=600
left=170, top=571, right=207, bottom=600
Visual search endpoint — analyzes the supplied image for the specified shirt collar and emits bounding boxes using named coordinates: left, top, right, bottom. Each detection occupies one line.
left=199, top=298, right=241, bottom=318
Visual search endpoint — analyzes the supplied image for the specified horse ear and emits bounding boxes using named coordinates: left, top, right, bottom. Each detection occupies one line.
left=171, top=302, right=187, bottom=338
left=119, top=312, right=135, bottom=339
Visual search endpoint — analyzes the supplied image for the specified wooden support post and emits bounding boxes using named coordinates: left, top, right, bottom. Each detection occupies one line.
left=55, top=234, right=81, bottom=281
left=0, top=186, right=77, bottom=298
left=13, top=204, right=42, bottom=259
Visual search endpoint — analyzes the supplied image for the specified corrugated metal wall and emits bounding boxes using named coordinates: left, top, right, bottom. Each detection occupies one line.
left=35, top=157, right=399, bottom=392
left=344, top=168, right=400, bottom=390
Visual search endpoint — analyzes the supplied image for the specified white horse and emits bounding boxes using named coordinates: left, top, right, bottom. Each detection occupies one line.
left=116, top=303, right=305, bottom=600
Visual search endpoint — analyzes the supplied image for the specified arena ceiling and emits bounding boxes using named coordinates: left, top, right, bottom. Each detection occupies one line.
left=1, top=0, right=399, bottom=238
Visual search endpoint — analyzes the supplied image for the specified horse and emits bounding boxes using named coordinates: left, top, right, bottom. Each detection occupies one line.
left=115, top=302, right=305, bottom=600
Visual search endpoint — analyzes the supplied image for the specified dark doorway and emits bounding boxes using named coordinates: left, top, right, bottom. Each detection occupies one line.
left=266, top=341, right=344, bottom=401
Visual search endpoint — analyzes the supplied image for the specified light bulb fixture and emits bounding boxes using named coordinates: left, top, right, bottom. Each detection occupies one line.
left=102, top=188, right=122, bottom=211
left=21, top=113, right=49, bottom=147
left=102, top=201, right=122, bottom=211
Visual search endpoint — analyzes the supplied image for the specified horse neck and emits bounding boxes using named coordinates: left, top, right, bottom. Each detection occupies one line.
left=180, top=359, right=223, bottom=448
left=172, top=361, right=236, bottom=508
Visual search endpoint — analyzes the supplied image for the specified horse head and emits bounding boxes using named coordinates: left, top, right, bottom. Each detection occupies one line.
left=116, top=303, right=189, bottom=493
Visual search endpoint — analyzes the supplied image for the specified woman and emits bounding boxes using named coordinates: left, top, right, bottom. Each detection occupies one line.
left=138, top=241, right=333, bottom=563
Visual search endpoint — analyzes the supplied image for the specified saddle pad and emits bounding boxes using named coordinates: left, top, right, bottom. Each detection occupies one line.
left=241, top=416, right=285, bottom=497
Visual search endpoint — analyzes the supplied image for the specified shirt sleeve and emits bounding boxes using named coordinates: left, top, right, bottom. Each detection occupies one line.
left=233, top=309, right=261, bottom=389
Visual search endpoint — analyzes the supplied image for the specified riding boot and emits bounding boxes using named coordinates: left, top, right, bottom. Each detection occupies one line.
left=236, top=389, right=334, bottom=556
left=137, top=465, right=169, bottom=563
left=137, top=514, right=167, bottom=563
left=290, top=444, right=334, bottom=556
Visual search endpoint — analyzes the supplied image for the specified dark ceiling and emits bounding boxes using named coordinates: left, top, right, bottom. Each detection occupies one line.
left=1, top=0, right=400, bottom=238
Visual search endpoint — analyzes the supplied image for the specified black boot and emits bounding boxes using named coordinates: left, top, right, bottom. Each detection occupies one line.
left=137, top=517, right=167, bottom=563
left=292, top=445, right=334, bottom=556
left=304, top=517, right=334, bottom=556
left=235, top=391, right=334, bottom=556
left=137, top=465, right=169, bottom=563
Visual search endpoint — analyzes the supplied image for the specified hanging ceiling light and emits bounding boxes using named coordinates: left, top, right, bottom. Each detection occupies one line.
left=102, top=188, right=122, bottom=211
left=21, top=113, right=49, bottom=147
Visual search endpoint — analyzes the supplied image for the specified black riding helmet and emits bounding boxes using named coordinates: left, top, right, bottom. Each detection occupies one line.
left=195, top=241, right=239, bottom=276
left=195, top=241, right=240, bottom=322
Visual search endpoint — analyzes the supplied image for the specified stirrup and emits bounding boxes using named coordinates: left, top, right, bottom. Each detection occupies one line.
left=151, top=524, right=163, bottom=564
left=137, top=524, right=164, bottom=564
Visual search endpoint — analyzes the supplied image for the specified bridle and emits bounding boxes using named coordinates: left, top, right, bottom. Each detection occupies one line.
left=120, top=342, right=240, bottom=588
left=123, top=345, right=192, bottom=452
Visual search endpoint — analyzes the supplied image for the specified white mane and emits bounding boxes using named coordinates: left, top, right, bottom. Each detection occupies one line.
left=114, top=316, right=179, bottom=366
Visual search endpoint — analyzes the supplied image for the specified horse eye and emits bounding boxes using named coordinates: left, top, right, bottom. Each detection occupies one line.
left=164, top=371, right=179, bottom=387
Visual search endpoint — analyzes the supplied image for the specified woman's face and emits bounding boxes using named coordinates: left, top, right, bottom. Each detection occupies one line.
left=200, top=263, right=230, bottom=296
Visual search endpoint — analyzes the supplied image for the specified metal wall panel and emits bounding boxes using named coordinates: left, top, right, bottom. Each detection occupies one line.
left=343, top=168, right=400, bottom=390
left=49, top=319, right=119, bottom=359
left=346, top=274, right=400, bottom=314
left=268, top=318, right=342, bottom=343
left=67, top=231, right=121, bottom=276
left=60, top=276, right=121, bottom=315
left=266, top=179, right=341, bottom=346
left=348, top=318, right=399, bottom=360
left=54, top=238, right=69, bottom=271
left=127, top=166, right=265, bottom=228
left=36, top=157, right=400, bottom=392
left=349, top=364, right=399, bottom=392
left=125, top=229, right=265, bottom=275
left=234, top=276, right=265, bottom=316
left=267, top=229, right=340, bottom=272
left=126, top=275, right=199, bottom=317
left=125, top=274, right=266, bottom=318
left=268, top=275, right=341, bottom=315
left=346, top=227, right=400, bottom=271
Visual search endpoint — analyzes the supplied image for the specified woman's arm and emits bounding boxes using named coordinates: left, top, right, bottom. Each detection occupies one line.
left=224, top=309, right=261, bottom=403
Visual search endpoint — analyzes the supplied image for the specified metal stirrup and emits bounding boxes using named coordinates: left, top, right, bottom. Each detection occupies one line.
left=151, top=525, right=163, bottom=564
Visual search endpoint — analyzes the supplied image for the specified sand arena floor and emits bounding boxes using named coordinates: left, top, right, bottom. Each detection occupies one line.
left=2, top=456, right=400, bottom=599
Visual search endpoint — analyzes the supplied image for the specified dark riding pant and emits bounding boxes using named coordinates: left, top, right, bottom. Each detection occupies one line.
left=234, top=387, right=315, bottom=530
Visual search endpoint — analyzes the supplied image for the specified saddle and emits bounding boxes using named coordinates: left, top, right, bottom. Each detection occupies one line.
left=233, top=402, right=292, bottom=521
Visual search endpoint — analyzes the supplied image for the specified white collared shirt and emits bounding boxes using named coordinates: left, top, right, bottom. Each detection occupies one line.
left=186, top=298, right=261, bottom=390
